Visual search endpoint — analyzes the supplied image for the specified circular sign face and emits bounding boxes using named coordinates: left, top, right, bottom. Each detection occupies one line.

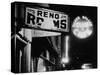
left=72, top=16, right=93, bottom=39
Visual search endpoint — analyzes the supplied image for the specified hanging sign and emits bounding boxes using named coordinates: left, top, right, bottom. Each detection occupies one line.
left=25, top=7, right=69, bottom=32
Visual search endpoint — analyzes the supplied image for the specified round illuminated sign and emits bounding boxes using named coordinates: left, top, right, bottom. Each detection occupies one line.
left=72, top=16, right=93, bottom=39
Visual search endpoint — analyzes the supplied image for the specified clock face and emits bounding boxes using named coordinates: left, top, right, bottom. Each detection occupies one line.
left=72, top=16, right=93, bottom=39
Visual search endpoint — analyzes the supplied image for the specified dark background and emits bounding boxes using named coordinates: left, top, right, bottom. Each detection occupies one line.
left=50, top=4, right=97, bottom=69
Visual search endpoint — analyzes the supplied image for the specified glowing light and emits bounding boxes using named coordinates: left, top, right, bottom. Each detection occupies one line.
left=61, top=36, right=69, bottom=64
left=72, top=16, right=93, bottom=39
left=61, top=57, right=69, bottom=64
left=81, top=63, right=92, bottom=69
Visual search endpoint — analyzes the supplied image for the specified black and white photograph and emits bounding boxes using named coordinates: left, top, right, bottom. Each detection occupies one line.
left=11, top=1, right=97, bottom=73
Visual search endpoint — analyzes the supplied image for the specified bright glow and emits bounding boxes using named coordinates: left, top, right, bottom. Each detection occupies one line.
left=72, top=16, right=93, bottom=39
left=81, top=63, right=92, bottom=69
left=61, top=36, right=69, bottom=64
left=61, top=57, right=69, bottom=64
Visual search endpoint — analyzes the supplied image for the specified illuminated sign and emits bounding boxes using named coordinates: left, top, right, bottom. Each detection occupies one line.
left=25, top=7, right=69, bottom=32
left=72, top=16, right=93, bottom=39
